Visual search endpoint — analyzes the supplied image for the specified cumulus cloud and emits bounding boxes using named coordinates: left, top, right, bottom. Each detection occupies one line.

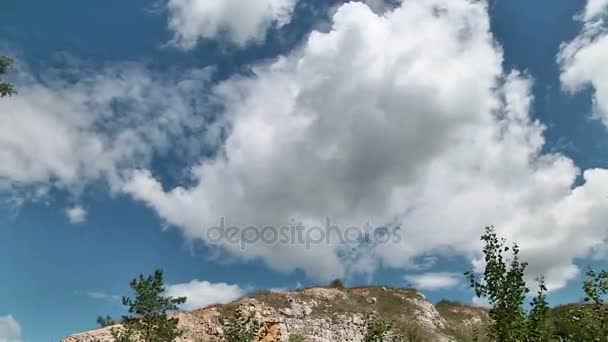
left=559, top=0, right=608, bottom=126
left=166, top=0, right=297, bottom=49
left=0, top=64, right=218, bottom=197
left=404, top=272, right=462, bottom=291
left=125, top=0, right=608, bottom=290
left=0, top=315, right=21, bottom=342
left=165, top=280, right=245, bottom=310
left=65, top=205, right=87, bottom=224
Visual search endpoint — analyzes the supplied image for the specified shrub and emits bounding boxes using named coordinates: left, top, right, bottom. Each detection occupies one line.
left=223, top=307, right=264, bottom=342
left=288, top=333, right=305, bottom=342
left=328, top=279, right=346, bottom=289
left=366, top=318, right=404, bottom=342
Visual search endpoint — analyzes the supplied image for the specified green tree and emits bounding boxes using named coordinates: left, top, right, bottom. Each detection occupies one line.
left=547, top=268, right=608, bottom=341
left=527, top=277, right=552, bottom=342
left=0, top=56, right=15, bottom=97
left=583, top=268, right=608, bottom=326
left=567, top=267, right=608, bottom=341
left=111, top=269, right=186, bottom=342
left=466, top=226, right=529, bottom=342
left=549, top=303, right=598, bottom=341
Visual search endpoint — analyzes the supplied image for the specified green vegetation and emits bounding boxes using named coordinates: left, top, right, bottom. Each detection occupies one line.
left=467, top=226, right=608, bottom=341
left=365, top=318, right=404, bottom=342
left=88, top=227, right=608, bottom=342
left=544, top=268, right=608, bottom=341
left=223, top=306, right=264, bottom=342
left=526, top=277, right=551, bottom=342
left=288, top=333, right=305, bottom=342
left=466, top=227, right=531, bottom=341
left=0, top=56, right=15, bottom=97
left=328, top=278, right=346, bottom=289
left=110, top=269, right=186, bottom=342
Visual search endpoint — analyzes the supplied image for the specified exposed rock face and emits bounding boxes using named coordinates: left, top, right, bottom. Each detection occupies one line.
left=61, top=287, right=488, bottom=342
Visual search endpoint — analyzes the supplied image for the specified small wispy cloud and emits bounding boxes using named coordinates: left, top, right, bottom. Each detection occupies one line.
left=65, top=205, right=87, bottom=224
left=403, top=272, right=462, bottom=291
left=86, top=291, right=121, bottom=301
left=74, top=290, right=120, bottom=302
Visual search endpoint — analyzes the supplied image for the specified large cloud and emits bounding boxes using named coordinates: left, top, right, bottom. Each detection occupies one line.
left=0, top=64, right=218, bottom=196
left=0, top=315, right=21, bottom=342
left=125, top=0, right=608, bottom=289
left=166, top=0, right=297, bottom=49
left=559, top=0, right=608, bottom=126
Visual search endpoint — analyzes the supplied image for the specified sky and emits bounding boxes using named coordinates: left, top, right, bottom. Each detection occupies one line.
left=1, top=0, right=608, bottom=340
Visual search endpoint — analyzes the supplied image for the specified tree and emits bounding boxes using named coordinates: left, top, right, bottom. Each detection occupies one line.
left=527, top=277, right=552, bottom=342
left=582, top=268, right=608, bottom=324
left=569, top=267, right=608, bottom=340
left=0, top=56, right=15, bottom=97
left=111, top=269, right=186, bottom=342
left=466, top=226, right=529, bottom=342
left=547, top=268, right=608, bottom=341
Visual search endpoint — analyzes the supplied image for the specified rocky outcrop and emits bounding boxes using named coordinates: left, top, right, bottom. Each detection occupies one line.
left=61, top=286, right=488, bottom=342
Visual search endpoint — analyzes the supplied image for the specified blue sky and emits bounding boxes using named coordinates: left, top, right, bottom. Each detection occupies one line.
left=2, top=0, right=608, bottom=340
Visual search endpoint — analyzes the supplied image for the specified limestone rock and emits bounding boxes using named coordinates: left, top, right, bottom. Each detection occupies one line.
left=61, top=287, right=488, bottom=342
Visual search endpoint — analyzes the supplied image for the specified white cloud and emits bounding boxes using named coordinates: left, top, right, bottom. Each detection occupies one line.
left=559, top=0, right=608, bottom=126
left=125, top=0, right=608, bottom=291
left=86, top=291, right=120, bottom=301
left=0, top=315, right=21, bottom=342
left=0, top=64, right=218, bottom=197
left=583, top=0, right=608, bottom=21
left=404, top=272, right=462, bottom=291
left=166, top=0, right=297, bottom=49
left=65, top=205, right=87, bottom=224
left=165, top=280, right=245, bottom=311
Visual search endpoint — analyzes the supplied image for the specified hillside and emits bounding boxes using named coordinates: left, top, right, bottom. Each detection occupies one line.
left=61, top=286, right=489, bottom=342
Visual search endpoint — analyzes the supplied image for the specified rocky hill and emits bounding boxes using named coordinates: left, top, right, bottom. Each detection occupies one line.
left=61, top=286, right=489, bottom=342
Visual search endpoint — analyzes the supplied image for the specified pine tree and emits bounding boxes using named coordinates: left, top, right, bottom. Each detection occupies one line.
left=111, top=269, right=186, bottom=342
